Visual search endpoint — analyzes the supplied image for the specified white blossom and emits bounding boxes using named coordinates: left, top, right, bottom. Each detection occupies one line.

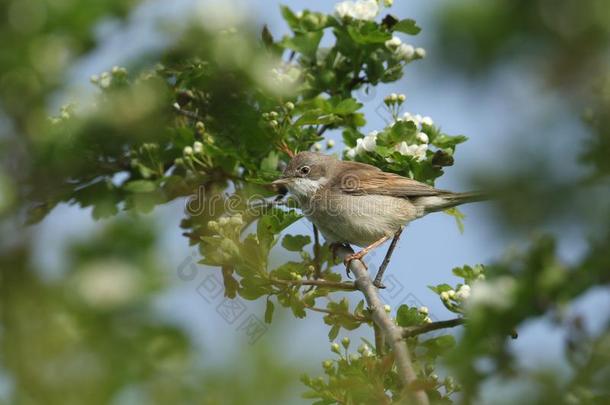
left=355, top=132, right=377, bottom=154
left=335, top=0, right=379, bottom=21
left=75, top=260, right=140, bottom=310
left=396, top=141, right=427, bottom=161
left=313, top=142, right=322, bottom=151
left=183, top=146, right=193, bottom=156
left=396, top=43, right=415, bottom=60
left=421, top=116, right=434, bottom=126
left=193, top=141, right=204, bottom=153
left=416, top=132, right=429, bottom=144
left=99, top=71, right=111, bottom=88
left=467, top=277, right=516, bottom=311
left=385, top=35, right=401, bottom=49
left=455, top=284, right=471, bottom=301
left=327, top=139, right=335, bottom=148
left=345, top=148, right=356, bottom=159
left=415, top=47, right=427, bottom=58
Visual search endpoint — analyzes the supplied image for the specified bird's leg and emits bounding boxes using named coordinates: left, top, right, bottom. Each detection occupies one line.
left=343, top=235, right=391, bottom=271
left=329, top=242, right=352, bottom=278
left=373, top=227, right=404, bottom=289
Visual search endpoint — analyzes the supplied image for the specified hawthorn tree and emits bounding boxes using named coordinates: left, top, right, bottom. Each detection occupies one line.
left=1, top=0, right=609, bottom=404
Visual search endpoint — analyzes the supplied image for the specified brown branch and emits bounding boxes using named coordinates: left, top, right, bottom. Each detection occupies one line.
left=336, top=245, right=429, bottom=405
left=401, top=318, right=465, bottom=339
left=269, top=277, right=357, bottom=291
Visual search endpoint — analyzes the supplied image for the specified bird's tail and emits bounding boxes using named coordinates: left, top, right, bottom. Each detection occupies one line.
left=415, top=191, right=488, bottom=214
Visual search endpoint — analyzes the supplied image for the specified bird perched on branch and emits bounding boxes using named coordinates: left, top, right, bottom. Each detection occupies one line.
left=272, top=152, right=485, bottom=287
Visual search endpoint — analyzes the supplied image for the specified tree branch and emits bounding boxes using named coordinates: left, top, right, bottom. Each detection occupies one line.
left=269, top=277, right=357, bottom=291
left=336, top=245, right=429, bottom=405
left=401, top=318, right=465, bottom=339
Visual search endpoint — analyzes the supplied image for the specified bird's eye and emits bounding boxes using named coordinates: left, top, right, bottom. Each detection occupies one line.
left=299, top=165, right=311, bottom=176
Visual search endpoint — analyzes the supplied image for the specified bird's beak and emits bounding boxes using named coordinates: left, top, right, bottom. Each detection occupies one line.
left=271, top=177, right=291, bottom=190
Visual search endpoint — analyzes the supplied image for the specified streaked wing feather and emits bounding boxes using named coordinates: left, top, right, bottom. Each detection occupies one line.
left=333, top=168, right=446, bottom=198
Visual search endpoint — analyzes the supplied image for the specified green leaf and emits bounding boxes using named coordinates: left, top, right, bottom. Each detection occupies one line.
left=396, top=305, right=426, bottom=327
left=257, top=209, right=302, bottom=252
left=393, top=19, right=421, bottom=35
left=332, top=98, right=363, bottom=115
left=123, top=180, right=156, bottom=193
left=328, top=324, right=340, bottom=341
left=444, top=207, right=465, bottom=234
left=280, top=5, right=300, bottom=31
left=264, top=299, right=275, bottom=323
left=347, top=23, right=391, bottom=44
left=282, top=234, right=311, bottom=251
left=282, top=31, right=323, bottom=59
left=261, top=150, right=279, bottom=173
left=429, top=283, right=453, bottom=294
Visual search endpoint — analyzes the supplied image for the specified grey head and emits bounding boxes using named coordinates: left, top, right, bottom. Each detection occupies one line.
left=271, top=152, right=338, bottom=199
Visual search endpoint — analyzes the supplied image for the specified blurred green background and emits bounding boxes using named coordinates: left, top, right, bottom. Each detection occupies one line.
left=1, top=0, right=609, bottom=404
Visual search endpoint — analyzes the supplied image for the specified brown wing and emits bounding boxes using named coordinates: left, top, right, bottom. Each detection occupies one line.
left=331, top=164, right=446, bottom=198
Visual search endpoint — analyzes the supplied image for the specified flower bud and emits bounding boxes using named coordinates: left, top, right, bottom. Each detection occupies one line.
left=229, top=215, right=243, bottom=227
left=440, top=291, right=449, bottom=301
left=390, top=93, right=398, bottom=102
left=384, top=304, right=391, bottom=313
left=397, top=94, right=406, bottom=102
left=285, top=101, right=295, bottom=110
left=415, top=47, right=427, bottom=58
left=357, top=344, right=369, bottom=354
left=322, top=360, right=333, bottom=369
left=193, top=141, right=203, bottom=153
left=90, top=74, right=99, bottom=84
left=330, top=342, right=341, bottom=354
left=218, top=217, right=229, bottom=226
left=313, top=143, right=322, bottom=151
left=270, top=120, right=278, bottom=127
left=208, top=220, right=219, bottom=232
left=448, top=289, right=456, bottom=299
left=326, top=139, right=335, bottom=148
left=183, top=146, right=193, bottom=156
left=341, top=337, right=350, bottom=349
left=195, top=121, right=205, bottom=132
left=384, top=0, right=393, bottom=6
left=418, top=306, right=429, bottom=315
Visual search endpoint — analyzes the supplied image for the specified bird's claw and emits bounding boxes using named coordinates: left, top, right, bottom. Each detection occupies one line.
left=373, top=280, right=386, bottom=289
left=343, top=253, right=367, bottom=270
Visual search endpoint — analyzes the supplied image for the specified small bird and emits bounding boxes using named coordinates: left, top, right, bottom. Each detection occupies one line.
left=272, top=152, right=485, bottom=287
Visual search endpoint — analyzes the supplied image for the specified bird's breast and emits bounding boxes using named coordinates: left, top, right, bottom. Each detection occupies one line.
left=302, top=191, right=417, bottom=247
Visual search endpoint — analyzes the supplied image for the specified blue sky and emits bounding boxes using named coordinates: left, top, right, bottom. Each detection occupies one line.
left=27, top=0, right=607, bottom=402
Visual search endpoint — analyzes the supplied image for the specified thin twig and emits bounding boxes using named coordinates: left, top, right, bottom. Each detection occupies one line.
left=304, top=305, right=367, bottom=322
left=401, top=318, right=465, bottom=339
left=312, top=225, right=321, bottom=278
left=269, top=277, right=357, bottom=291
left=174, top=106, right=203, bottom=121
left=336, top=245, right=429, bottom=405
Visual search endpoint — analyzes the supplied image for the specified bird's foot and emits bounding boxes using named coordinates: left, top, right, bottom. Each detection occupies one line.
left=372, top=280, right=386, bottom=289
left=343, top=251, right=368, bottom=271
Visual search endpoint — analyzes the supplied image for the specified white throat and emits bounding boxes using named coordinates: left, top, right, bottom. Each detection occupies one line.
left=287, top=177, right=328, bottom=201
